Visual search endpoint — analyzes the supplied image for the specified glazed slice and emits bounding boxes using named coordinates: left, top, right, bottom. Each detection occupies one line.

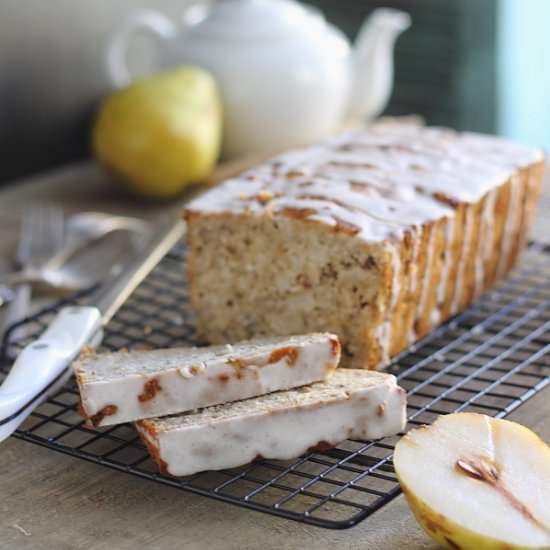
left=136, top=369, right=407, bottom=477
left=74, top=333, right=340, bottom=427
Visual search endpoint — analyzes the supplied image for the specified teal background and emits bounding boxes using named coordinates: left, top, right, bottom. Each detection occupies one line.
left=497, top=0, right=550, bottom=150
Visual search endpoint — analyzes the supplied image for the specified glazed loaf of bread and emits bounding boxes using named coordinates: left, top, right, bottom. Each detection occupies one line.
left=136, top=369, right=406, bottom=477
left=75, top=333, right=340, bottom=427
left=184, top=124, right=544, bottom=369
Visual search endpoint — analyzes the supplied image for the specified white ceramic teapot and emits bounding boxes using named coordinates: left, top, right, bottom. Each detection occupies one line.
left=105, top=0, right=410, bottom=158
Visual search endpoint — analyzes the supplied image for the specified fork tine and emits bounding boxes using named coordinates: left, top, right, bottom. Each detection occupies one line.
left=16, top=207, right=37, bottom=266
left=25, top=204, right=65, bottom=266
left=26, top=205, right=46, bottom=261
left=3, top=204, right=65, bottom=344
left=50, top=205, right=66, bottom=253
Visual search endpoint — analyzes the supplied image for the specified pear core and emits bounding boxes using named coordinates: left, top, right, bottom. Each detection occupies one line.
left=394, top=413, right=550, bottom=549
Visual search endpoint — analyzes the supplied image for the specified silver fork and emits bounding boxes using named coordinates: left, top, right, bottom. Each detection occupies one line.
left=0, top=205, right=65, bottom=343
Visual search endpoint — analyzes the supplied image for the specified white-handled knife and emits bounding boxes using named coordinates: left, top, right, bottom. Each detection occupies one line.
left=0, top=217, right=183, bottom=442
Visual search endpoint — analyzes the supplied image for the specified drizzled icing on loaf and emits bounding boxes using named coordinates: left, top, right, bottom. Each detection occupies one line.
left=185, top=124, right=543, bottom=369
left=188, top=124, right=542, bottom=244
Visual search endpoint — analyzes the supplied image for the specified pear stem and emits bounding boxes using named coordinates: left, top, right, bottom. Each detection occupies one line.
left=455, top=456, right=550, bottom=534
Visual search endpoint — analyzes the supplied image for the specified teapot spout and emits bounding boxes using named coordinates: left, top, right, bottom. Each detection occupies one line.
left=348, top=8, right=411, bottom=122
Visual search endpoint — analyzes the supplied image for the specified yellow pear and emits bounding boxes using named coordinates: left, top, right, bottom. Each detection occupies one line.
left=93, top=66, right=222, bottom=199
left=394, top=413, right=550, bottom=550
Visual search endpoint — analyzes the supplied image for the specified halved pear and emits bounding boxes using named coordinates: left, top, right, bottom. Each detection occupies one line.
left=394, top=413, right=550, bottom=550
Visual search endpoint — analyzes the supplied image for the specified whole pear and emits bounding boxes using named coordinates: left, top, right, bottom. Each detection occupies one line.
left=93, top=66, right=222, bottom=199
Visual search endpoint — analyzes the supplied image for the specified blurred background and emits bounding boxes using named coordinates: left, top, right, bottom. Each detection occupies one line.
left=0, top=0, right=548, bottom=185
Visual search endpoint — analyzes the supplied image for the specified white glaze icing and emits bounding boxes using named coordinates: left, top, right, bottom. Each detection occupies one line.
left=405, top=229, right=424, bottom=344
left=388, top=241, right=402, bottom=311
left=436, top=216, right=455, bottom=306
left=136, top=370, right=407, bottom=477
left=496, top=174, right=522, bottom=279
left=187, top=125, right=542, bottom=245
left=415, top=225, right=437, bottom=328
left=408, top=229, right=422, bottom=297
left=475, top=188, right=497, bottom=297
left=270, top=196, right=401, bottom=241
left=372, top=240, right=402, bottom=366
left=75, top=333, right=339, bottom=427
left=451, top=206, right=474, bottom=315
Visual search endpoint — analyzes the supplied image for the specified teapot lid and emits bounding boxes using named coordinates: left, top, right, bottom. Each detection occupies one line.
left=186, top=0, right=321, bottom=40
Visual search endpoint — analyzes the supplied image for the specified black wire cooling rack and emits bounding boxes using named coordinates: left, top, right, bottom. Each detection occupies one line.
left=1, top=243, right=549, bottom=529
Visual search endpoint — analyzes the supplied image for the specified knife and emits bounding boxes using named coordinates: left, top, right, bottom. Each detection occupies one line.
left=0, top=216, right=183, bottom=442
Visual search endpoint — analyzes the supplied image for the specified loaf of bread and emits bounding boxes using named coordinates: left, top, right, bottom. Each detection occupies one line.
left=136, top=369, right=406, bottom=477
left=184, top=124, right=544, bottom=369
left=74, top=333, right=340, bottom=427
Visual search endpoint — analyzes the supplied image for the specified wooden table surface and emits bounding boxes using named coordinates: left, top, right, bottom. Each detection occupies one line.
left=0, top=163, right=549, bottom=550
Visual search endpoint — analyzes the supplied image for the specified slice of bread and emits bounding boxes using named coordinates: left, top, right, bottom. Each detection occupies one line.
left=74, top=333, right=340, bottom=427
left=136, top=369, right=406, bottom=477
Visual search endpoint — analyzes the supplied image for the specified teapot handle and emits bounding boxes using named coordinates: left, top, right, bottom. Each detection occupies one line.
left=105, top=9, right=178, bottom=88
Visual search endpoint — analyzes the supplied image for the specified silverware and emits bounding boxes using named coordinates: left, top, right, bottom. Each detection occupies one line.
left=0, top=212, right=149, bottom=291
left=0, top=286, right=14, bottom=308
left=0, top=205, right=65, bottom=343
left=0, top=216, right=183, bottom=442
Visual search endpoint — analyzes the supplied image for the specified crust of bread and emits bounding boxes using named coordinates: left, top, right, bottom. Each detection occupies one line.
left=183, top=125, right=545, bottom=369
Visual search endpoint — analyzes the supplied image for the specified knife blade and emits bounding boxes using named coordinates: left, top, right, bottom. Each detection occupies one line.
left=0, top=216, right=183, bottom=442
